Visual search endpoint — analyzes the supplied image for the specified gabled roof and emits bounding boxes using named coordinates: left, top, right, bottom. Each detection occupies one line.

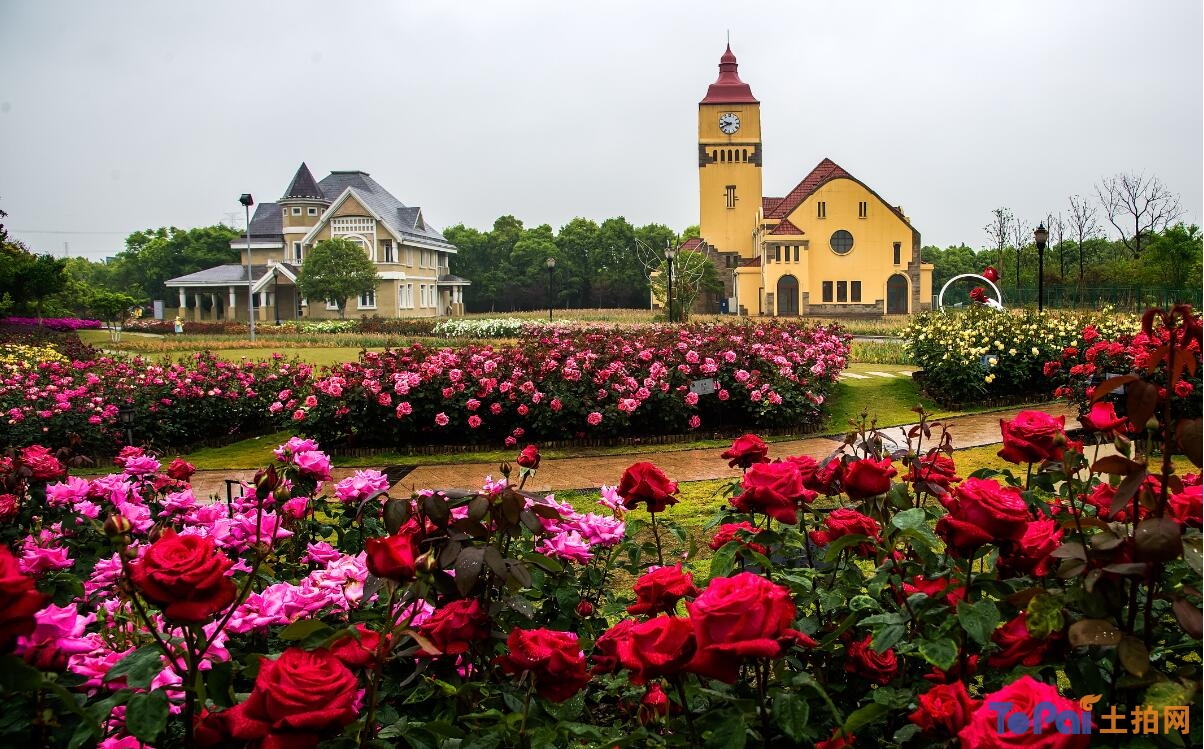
left=768, top=218, right=804, bottom=236
left=766, top=158, right=852, bottom=219
left=700, top=44, right=758, bottom=104
left=280, top=163, right=325, bottom=201
left=165, top=264, right=268, bottom=286
left=316, top=171, right=455, bottom=250
left=680, top=237, right=703, bottom=251
left=762, top=197, right=783, bottom=214
left=246, top=203, right=283, bottom=240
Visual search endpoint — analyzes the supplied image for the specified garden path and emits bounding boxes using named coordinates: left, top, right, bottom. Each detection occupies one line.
left=184, top=402, right=1079, bottom=498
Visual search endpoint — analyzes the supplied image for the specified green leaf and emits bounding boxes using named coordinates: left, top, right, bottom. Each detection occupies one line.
left=278, top=619, right=333, bottom=641
left=1183, top=535, right=1202, bottom=577
left=889, top=507, right=927, bottom=532
left=871, top=624, right=905, bottom=652
left=104, top=645, right=165, bottom=690
left=956, top=599, right=1001, bottom=646
left=125, top=689, right=170, bottom=743
left=1025, top=593, right=1065, bottom=639
left=918, top=638, right=958, bottom=671
left=848, top=595, right=880, bottom=612
left=773, top=692, right=810, bottom=741
left=708, top=541, right=738, bottom=579
left=705, top=715, right=747, bottom=749
left=0, top=654, right=43, bottom=692
left=842, top=702, right=890, bottom=734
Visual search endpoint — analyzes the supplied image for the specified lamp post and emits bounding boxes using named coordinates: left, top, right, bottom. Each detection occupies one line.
left=665, top=243, right=676, bottom=323
left=239, top=193, right=256, bottom=341
left=1034, top=222, right=1048, bottom=313
left=118, top=404, right=134, bottom=447
left=545, top=257, right=556, bottom=322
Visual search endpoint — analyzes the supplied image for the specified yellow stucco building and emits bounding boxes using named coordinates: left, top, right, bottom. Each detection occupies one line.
left=693, top=46, right=933, bottom=316
left=166, top=164, right=467, bottom=322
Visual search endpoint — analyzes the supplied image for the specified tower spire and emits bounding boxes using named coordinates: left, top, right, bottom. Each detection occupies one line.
left=701, top=43, right=757, bottom=104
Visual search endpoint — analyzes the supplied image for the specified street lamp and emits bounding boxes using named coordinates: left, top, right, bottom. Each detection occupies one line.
left=545, top=257, right=556, bottom=322
left=118, top=404, right=134, bottom=446
left=1033, top=222, right=1049, bottom=313
left=239, top=193, right=256, bottom=341
left=665, top=243, right=676, bottom=323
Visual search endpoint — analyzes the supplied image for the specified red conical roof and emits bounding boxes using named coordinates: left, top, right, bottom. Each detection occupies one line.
left=701, top=44, right=758, bottom=104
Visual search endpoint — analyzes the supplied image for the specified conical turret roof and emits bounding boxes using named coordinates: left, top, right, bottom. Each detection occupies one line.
left=281, top=162, right=325, bottom=201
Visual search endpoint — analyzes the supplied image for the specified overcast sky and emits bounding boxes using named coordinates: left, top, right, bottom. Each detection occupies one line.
left=1, top=1, right=1201, bottom=260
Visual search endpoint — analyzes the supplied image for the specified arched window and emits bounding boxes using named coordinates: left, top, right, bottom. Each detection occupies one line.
left=720, top=150, right=726, bottom=162
left=742, top=148, right=748, bottom=161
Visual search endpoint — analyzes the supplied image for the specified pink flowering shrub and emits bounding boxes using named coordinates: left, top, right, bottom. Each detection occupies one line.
left=2, top=317, right=103, bottom=331
left=290, top=320, right=848, bottom=448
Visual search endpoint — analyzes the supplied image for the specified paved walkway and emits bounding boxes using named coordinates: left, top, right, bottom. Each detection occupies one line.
left=184, top=402, right=1080, bottom=498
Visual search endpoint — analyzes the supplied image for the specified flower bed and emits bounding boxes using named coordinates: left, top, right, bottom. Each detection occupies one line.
left=1, top=316, right=103, bottom=331
left=905, top=307, right=1139, bottom=405
left=431, top=317, right=528, bottom=338
left=1, top=349, right=300, bottom=455
left=1, top=379, right=1199, bottom=747
left=289, top=320, right=849, bottom=448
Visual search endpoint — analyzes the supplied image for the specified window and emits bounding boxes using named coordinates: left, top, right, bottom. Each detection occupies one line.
left=358, top=289, right=376, bottom=309
left=830, top=230, right=854, bottom=255
left=858, top=201, right=868, bottom=219
left=400, top=283, right=413, bottom=309
left=793, top=246, right=800, bottom=262
left=404, top=246, right=414, bottom=265
left=725, top=185, right=736, bottom=209
left=817, top=201, right=826, bottom=219
left=822, top=281, right=833, bottom=303
left=326, top=299, right=339, bottom=311
left=851, top=281, right=862, bottom=303
left=307, top=207, right=318, bottom=216
left=292, top=242, right=302, bottom=262
left=381, top=240, right=394, bottom=263
left=893, top=242, right=902, bottom=265
left=291, top=207, right=301, bottom=216
left=837, top=281, right=848, bottom=303
left=774, top=246, right=781, bottom=262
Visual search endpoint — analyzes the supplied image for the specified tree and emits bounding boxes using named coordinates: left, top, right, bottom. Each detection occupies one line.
left=983, top=207, right=1013, bottom=279
left=110, top=225, right=239, bottom=300
left=555, top=217, right=601, bottom=307
left=89, top=290, right=140, bottom=340
left=297, top=238, right=379, bottom=319
left=1067, top=194, right=1101, bottom=282
left=1143, top=223, right=1203, bottom=290
left=649, top=249, right=722, bottom=322
left=1008, top=215, right=1030, bottom=297
left=1096, top=172, right=1183, bottom=259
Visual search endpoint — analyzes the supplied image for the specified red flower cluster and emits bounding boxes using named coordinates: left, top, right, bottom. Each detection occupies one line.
left=998, top=410, right=1077, bottom=464
left=617, top=462, right=679, bottom=513
left=627, top=564, right=700, bottom=616
left=495, top=628, right=590, bottom=703
left=730, top=461, right=815, bottom=524
left=809, top=508, right=881, bottom=556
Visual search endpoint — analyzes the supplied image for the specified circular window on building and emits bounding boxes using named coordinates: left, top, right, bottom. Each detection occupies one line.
left=830, top=230, right=854, bottom=255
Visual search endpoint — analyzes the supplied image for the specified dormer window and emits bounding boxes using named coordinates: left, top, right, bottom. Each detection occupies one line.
left=291, top=207, right=301, bottom=215
left=307, top=207, right=318, bottom=216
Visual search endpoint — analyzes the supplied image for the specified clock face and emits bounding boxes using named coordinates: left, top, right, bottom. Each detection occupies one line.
left=719, top=112, right=741, bottom=135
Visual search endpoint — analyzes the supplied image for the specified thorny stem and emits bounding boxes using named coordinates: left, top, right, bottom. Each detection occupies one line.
left=650, top=512, right=665, bottom=567
left=360, top=582, right=403, bottom=744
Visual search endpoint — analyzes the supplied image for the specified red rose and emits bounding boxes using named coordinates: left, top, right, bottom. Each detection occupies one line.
left=328, top=624, right=384, bottom=670
left=198, top=647, right=359, bottom=749
left=845, top=634, right=898, bottom=685
left=998, top=410, right=1070, bottom=464
left=909, top=681, right=980, bottom=736
left=0, top=546, right=47, bottom=653
left=617, top=615, right=696, bottom=684
left=709, top=521, right=768, bottom=556
left=997, top=518, right=1064, bottom=577
left=941, top=477, right=1030, bottom=543
left=1167, top=485, right=1203, bottom=527
left=902, top=575, right=965, bottom=609
left=816, top=729, right=856, bottom=749
left=805, top=458, right=845, bottom=496
left=958, top=676, right=1090, bottom=749
left=936, top=514, right=996, bottom=557
left=842, top=457, right=897, bottom=500
left=591, top=619, right=637, bottom=675
left=923, top=653, right=978, bottom=685
left=988, top=612, right=1057, bottom=670
left=516, top=444, right=541, bottom=470
left=809, top=508, right=881, bottom=556
left=574, top=599, right=595, bottom=617
left=495, top=628, right=589, bottom=703
left=907, top=452, right=961, bottom=493
left=19, top=445, right=64, bottom=482
left=0, top=493, right=17, bottom=522
left=418, top=598, right=491, bottom=656
left=166, top=457, right=196, bottom=481
left=638, top=682, right=670, bottom=725
left=731, top=461, right=813, bottom=524
left=982, top=266, right=1000, bottom=282
left=970, top=286, right=988, bottom=304
left=627, top=564, right=700, bottom=616
left=1081, top=401, right=1128, bottom=433
left=617, top=462, right=679, bottom=513
left=721, top=434, right=770, bottom=469
left=686, top=572, right=814, bottom=684
left=783, top=454, right=819, bottom=485
left=365, top=521, right=421, bottom=582
left=129, top=529, right=237, bottom=623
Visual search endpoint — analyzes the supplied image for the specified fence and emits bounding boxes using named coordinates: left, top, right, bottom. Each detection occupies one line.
left=934, top=285, right=1201, bottom=312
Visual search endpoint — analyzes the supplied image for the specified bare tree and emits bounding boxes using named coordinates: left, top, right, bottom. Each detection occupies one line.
left=1096, top=172, right=1183, bottom=259
left=1009, top=214, right=1029, bottom=296
left=983, top=207, right=1013, bottom=276
left=1045, top=212, right=1067, bottom=279
left=1067, top=194, right=1101, bottom=281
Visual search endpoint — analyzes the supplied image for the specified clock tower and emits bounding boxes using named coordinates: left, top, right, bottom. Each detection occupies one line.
left=698, top=44, right=763, bottom=258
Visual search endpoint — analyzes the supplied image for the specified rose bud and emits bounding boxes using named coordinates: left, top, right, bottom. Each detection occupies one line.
left=638, top=683, right=671, bottom=725
left=575, top=599, right=595, bottom=617
left=103, top=513, right=133, bottom=538
left=254, top=465, right=280, bottom=498
left=415, top=550, right=439, bottom=574
left=516, top=445, right=541, bottom=470
left=499, top=462, right=512, bottom=480
left=147, top=524, right=166, bottom=544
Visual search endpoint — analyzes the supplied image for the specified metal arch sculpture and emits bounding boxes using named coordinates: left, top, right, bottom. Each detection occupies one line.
left=937, top=273, right=1005, bottom=311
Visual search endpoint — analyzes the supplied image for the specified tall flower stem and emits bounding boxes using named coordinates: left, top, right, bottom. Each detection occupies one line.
left=518, top=679, right=535, bottom=749
left=756, top=660, right=773, bottom=747
left=671, top=676, right=700, bottom=745
left=650, top=512, right=665, bottom=567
